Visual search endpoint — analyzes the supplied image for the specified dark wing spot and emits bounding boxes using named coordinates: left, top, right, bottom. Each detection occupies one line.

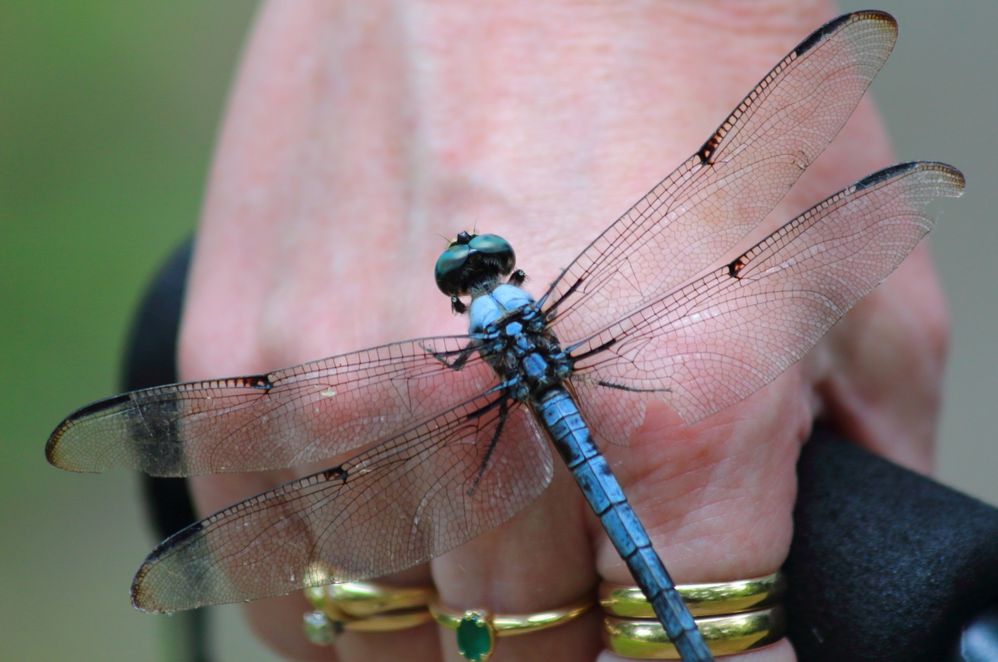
left=728, top=256, right=747, bottom=279
left=323, top=466, right=348, bottom=483
left=698, top=135, right=721, bottom=165
left=243, top=374, right=273, bottom=390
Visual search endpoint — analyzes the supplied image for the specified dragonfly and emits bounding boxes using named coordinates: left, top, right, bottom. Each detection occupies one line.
left=47, top=11, right=963, bottom=662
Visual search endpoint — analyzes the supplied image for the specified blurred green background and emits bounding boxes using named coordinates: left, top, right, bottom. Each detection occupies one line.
left=1, top=3, right=266, bottom=661
left=2, top=2, right=995, bottom=661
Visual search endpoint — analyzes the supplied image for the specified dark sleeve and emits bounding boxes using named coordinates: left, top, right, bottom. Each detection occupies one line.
left=786, top=427, right=998, bottom=661
left=122, top=240, right=209, bottom=662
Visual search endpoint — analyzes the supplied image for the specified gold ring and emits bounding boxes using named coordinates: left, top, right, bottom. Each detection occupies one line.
left=605, top=605, right=786, bottom=659
left=430, top=597, right=594, bottom=661
left=600, top=572, right=786, bottom=618
left=305, top=581, right=434, bottom=618
left=302, top=581, right=435, bottom=645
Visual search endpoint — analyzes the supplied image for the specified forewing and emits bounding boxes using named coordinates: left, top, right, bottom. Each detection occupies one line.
left=569, top=162, right=964, bottom=443
left=543, top=11, right=898, bottom=343
left=130, top=395, right=553, bottom=611
left=46, top=336, right=497, bottom=476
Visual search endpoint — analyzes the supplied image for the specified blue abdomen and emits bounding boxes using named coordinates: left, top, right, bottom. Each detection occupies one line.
left=534, top=388, right=704, bottom=659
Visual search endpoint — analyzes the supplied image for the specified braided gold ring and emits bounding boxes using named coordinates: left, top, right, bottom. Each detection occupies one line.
left=302, top=581, right=434, bottom=645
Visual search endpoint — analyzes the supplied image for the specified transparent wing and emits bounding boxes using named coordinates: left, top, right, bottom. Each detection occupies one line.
left=130, top=395, right=553, bottom=612
left=568, top=162, right=964, bottom=445
left=542, top=11, right=898, bottom=344
left=46, top=336, right=497, bottom=476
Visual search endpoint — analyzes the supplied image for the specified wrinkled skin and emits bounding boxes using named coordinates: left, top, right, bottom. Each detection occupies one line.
left=179, top=1, right=948, bottom=660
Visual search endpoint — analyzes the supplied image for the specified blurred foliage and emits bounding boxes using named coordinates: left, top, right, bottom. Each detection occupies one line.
left=0, top=3, right=258, bottom=660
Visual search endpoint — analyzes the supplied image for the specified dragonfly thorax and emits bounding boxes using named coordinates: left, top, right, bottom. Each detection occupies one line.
left=468, top=284, right=572, bottom=401
left=468, top=284, right=534, bottom=333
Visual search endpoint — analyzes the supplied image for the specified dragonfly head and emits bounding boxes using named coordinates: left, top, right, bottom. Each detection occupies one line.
left=435, top=232, right=516, bottom=300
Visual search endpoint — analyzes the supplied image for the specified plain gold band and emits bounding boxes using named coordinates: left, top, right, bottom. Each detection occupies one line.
left=315, top=608, right=432, bottom=632
left=605, top=605, right=786, bottom=659
left=429, top=597, right=594, bottom=637
left=600, top=572, right=787, bottom=618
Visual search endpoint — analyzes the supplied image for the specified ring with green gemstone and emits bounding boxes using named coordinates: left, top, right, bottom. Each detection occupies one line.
left=429, top=598, right=594, bottom=661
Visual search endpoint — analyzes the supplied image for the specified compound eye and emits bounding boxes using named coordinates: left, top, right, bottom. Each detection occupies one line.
left=435, top=242, right=471, bottom=296
left=435, top=232, right=517, bottom=297
left=468, top=234, right=515, bottom=276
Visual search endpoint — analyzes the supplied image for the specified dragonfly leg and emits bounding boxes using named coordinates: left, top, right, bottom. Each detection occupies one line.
left=468, top=395, right=510, bottom=492
left=596, top=380, right=671, bottom=394
left=422, top=341, right=478, bottom=371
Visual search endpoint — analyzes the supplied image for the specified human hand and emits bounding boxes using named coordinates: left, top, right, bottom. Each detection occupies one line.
left=179, top=2, right=947, bottom=660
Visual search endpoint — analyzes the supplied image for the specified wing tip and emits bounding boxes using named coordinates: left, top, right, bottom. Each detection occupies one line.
left=129, top=579, right=154, bottom=612
left=45, top=394, right=130, bottom=471
left=130, top=553, right=159, bottom=612
left=795, top=10, right=898, bottom=58
left=130, top=520, right=206, bottom=613
left=44, top=423, right=68, bottom=468
left=130, top=575, right=170, bottom=613
left=130, top=571, right=173, bottom=613
left=855, top=161, right=966, bottom=196
left=44, top=419, right=79, bottom=469
left=920, top=161, right=968, bottom=195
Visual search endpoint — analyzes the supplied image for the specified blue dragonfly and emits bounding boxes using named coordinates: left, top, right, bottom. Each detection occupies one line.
left=47, top=11, right=964, bottom=662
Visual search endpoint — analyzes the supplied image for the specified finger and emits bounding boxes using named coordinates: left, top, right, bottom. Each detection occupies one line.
left=797, top=95, right=945, bottom=474
left=817, top=244, right=947, bottom=474
left=333, top=626, right=440, bottom=662
left=431, top=466, right=602, bottom=662
left=188, top=455, right=445, bottom=662
left=593, top=378, right=807, bottom=662
left=326, top=567, right=440, bottom=662
left=180, top=1, right=447, bottom=658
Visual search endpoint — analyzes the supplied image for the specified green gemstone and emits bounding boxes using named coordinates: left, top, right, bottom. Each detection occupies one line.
left=455, top=611, right=494, bottom=661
